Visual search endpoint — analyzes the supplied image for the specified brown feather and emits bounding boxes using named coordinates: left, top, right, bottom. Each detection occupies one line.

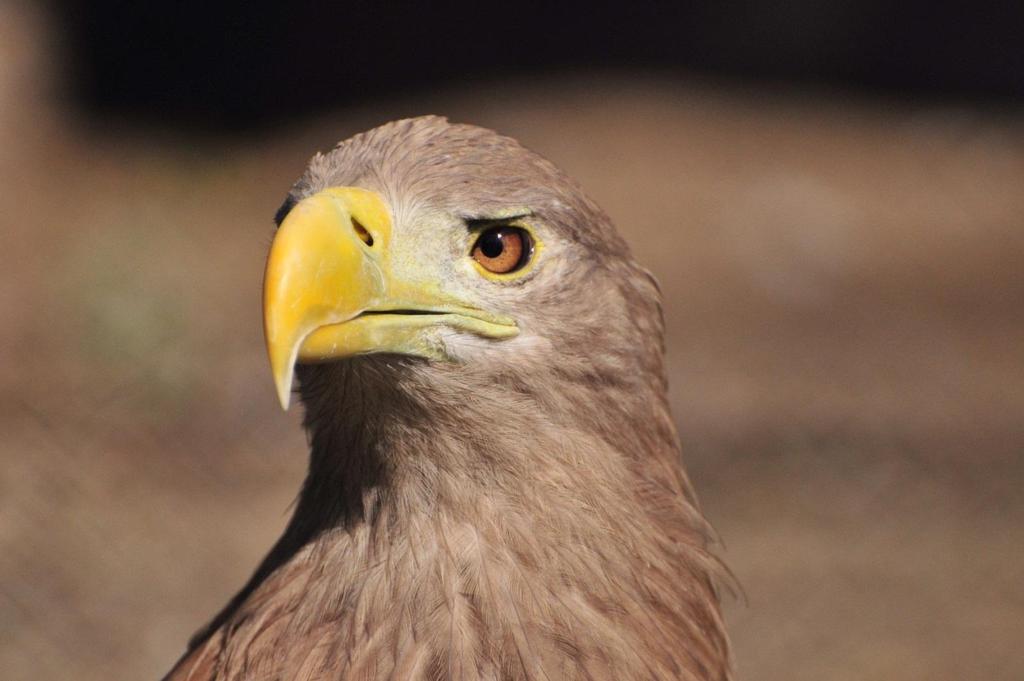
left=164, top=116, right=733, bottom=681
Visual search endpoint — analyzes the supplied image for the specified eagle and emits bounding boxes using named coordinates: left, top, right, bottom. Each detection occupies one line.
left=165, top=116, right=732, bottom=681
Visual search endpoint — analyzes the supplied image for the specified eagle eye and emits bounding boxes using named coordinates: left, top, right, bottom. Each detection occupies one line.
left=471, top=226, right=533, bottom=275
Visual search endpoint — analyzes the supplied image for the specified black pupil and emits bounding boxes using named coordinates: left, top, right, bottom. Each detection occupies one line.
left=480, top=230, right=505, bottom=258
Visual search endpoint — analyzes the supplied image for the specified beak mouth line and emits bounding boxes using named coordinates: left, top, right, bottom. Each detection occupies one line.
left=297, top=308, right=519, bottom=363
left=351, top=305, right=516, bottom=325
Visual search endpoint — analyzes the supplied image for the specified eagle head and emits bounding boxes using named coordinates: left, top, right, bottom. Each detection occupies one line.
left=265, top=116, right=666, bottom=419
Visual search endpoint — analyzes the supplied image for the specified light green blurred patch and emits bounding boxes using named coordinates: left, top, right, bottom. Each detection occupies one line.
left=61, top=217, right=199, bottom=422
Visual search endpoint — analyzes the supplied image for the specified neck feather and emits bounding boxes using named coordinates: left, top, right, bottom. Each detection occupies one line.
left=190, top=358, right=732, bottom=680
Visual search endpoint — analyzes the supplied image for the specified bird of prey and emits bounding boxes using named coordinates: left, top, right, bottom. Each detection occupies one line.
left=165, top=116, right=731, bottom=681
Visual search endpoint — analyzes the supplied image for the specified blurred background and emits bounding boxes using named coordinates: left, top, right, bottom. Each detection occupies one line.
left=2, top=1, right=1022, bottom=679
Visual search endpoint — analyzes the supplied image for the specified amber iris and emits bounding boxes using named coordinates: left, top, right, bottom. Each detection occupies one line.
left=471, top=226, right=532, bottom=274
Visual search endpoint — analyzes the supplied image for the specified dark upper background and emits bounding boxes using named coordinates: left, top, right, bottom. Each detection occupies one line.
left=58, top=0, right=1024, bottom=130
left=5, top=3, right=1023, bottom=681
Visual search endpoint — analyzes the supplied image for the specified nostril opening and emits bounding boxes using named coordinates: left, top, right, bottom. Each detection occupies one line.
left=352, top=218, right=374, bottom=247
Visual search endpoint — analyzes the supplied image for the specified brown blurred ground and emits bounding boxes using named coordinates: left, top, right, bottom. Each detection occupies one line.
left=2, top=5, right=1022, bottom=680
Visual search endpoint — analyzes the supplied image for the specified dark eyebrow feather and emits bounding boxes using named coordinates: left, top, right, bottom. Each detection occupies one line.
left=462, top=213, right=532, bottom=230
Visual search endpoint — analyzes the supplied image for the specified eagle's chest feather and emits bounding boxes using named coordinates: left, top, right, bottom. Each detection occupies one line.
left=173, top=462, right=727, bottom=681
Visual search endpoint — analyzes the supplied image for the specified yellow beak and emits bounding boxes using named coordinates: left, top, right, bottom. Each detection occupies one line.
left=263, top=187, right=518, bottom=409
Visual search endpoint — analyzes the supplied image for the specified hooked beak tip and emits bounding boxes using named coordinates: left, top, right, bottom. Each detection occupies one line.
left=268, top=341, right=298, bottom=410
left=276, top=380, right=292, bottom=411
